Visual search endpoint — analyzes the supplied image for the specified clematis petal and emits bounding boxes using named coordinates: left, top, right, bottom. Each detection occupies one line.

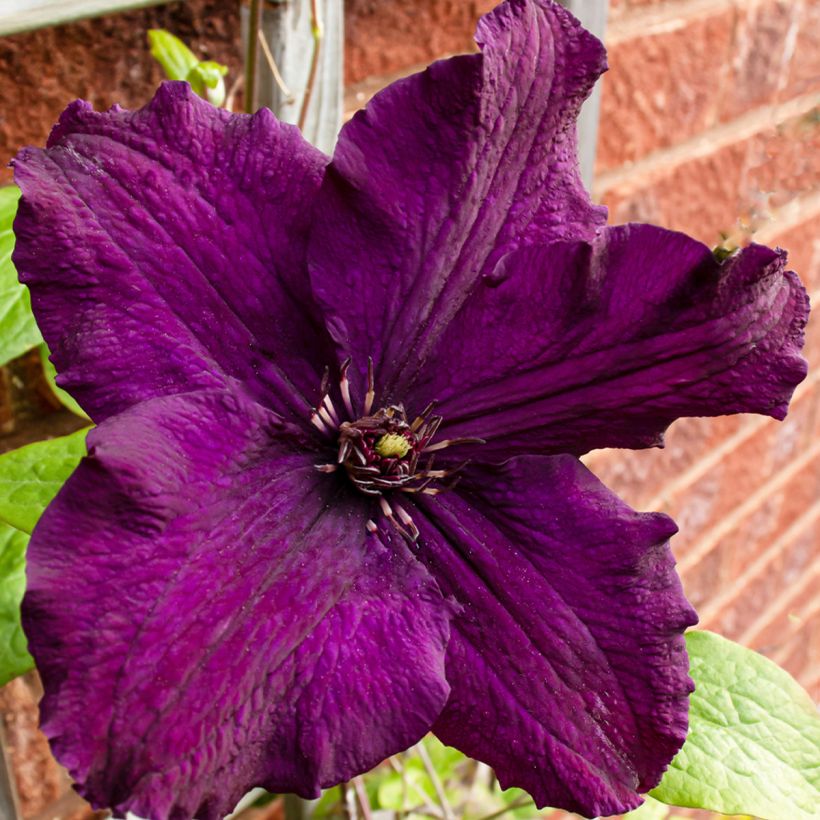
left=413, top=224, right=809, bottom=461
left=309, top=0, right=606, bottom=398
left=24, top=390, right=451, bottom=820
left=404, top=455, right=697, bottom=817
left=13, top=82, right=333, bottom=427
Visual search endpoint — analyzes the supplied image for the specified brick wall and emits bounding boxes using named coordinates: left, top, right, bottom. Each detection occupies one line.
left=1, top=0, right=818, bottom=817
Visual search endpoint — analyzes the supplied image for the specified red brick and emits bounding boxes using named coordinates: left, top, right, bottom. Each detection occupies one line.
left=718, top=0, right=800, bottom=122
left=746, top=571, right=820, bottom=663
left=0, top=0, right=242, bottom=186
left=765, top=210, right=820, bottom=294
left=0, top=674, right=67, bottom=817
left=693, top=496, right=819, bottom=637
left=588, top=414, right=748, bottom=510
left=598, top=110, right=820, bottom=245
left=598, top=8, right=737, bottom=170
left=785, top=0, right=820, bottom=99
left=598, top=0, right=819, bottom=170
left=772, top=613, right=820, bottom=692
left=655, top=383, right=817, bottom=556
left=344, top=0, right=493, bottom=85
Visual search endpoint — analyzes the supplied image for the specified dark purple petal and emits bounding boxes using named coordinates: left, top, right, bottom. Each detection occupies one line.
left=13, top=82, right=333, bottom=427
left=412, top=224, right=809, bottom=461
left=400, top=455, right=697, bottom=816
left=24, top=390, right=451, bottom=820
left=309, top=0, right=606, bottom=399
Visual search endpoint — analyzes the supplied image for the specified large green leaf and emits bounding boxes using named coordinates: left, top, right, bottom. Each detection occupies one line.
left=0, top=185, right=43, bottom=366
left=0, top=428, right=87, bottom=534
left=651, top=630, right=820, bottom=820
left=0, top=520, right=33, bottom=685
left=0, top=431, right=88, bottom=685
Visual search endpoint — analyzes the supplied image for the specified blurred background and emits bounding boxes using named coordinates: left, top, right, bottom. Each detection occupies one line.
left=0, top=0, right=817, bottom=818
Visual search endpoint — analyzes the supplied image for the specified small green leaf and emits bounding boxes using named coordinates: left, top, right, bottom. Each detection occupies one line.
left=148, top=29, right=198, bottom=81
left=651, top=630, right=820, bottom=820
left=187, top=61, right=228, bottom=107
left=0, top=520, right=33, bottom=686
left=0, top=428, right=88, bottom=534
left=39, top=343, right=89, bottom=419
left=0, top=185, right=43, bottom=366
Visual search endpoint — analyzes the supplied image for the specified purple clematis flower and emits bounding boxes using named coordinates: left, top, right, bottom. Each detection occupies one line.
left=12, top=0, right=808, bottom=818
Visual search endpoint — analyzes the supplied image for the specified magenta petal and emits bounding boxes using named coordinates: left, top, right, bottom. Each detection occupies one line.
left=309, top=0, right=606, bottom=399
left=405, top=455, right=697, bottom=816
left=417, top=224, right=809, bottom=460
left=24, top=390, right=451, bottom=820
left=13, top=82, right=333, bottom=426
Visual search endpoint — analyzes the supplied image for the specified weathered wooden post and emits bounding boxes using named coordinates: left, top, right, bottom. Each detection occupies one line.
left=241, top=0, right=344, bottom=155
left=559, top=0, right=609, bottom=189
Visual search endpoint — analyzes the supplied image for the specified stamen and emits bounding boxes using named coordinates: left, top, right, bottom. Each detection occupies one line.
left=410, top=401, right=437, bottom=432
left=310, top=411, right=330, bottom=434
left=393, top=502, right=419, bottom=540
left=366, top=519, right=378, bottom=533
left=364, top=357, right=375, bottom=415
left=322, top=393, right=339, bottom=426
left=339, top=357, right=354, bottom=419
left=314, top=463, right=337, bottom=473
left=380, top=496, right=418, bottom=542
left=318, top=405, right=336, bottom=429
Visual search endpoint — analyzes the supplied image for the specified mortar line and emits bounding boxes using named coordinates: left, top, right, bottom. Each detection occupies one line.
left=694, top=498, right=820, bottom=626
left=677, top=437, right=820, bottom=575
left=594, top=91, right=819, bottom=194
left=737, top=562, right=820, bottom=647
left=607, top=0, right=768, bottom=44
left=643, top=369, right=819, bottom=514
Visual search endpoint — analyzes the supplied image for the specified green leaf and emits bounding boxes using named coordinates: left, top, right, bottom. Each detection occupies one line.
left=0, top=520, right=33, bottom=686
left=0, top=185, right=43, bottom=366
left=148, top=29, right=228, bottom=107
left=651, top=630, right=820, bottom=820
left=148, top=29, right=198, bottom=81
left=39, top=343, right=89, bottom=419
left=0, top=428, right=88, bottom=534
left=186, top=61, right=228, bottom=107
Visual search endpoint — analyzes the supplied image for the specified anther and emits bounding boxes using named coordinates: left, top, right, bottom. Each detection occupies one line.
left=322, top=394, right=339, bottom=426
left=310, top=411, right=330, bottom=434
left=366, top=519, right=378, bottom=534
left=364, top=357, right=375, bottom=416
left=339, top=357, right=354, bottom=419
left=318, top=405, right=336, bottom=429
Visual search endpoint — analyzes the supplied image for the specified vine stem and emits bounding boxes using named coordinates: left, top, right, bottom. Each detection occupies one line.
left=297, top=0, right=323, bottom=132
left=244, top=0, right=263, bottom=113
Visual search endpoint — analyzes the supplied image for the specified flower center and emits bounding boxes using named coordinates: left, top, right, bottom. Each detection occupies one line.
left=310, top=357, right=483, bottom=540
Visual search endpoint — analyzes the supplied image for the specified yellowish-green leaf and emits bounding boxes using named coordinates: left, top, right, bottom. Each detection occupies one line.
left=0, top=520, right=33, bottom=685
left=0, top=428, right=88, bottom=534
left=0, top=185, right=43, bottom=365
left=651, top=630, right=820, bottom=820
